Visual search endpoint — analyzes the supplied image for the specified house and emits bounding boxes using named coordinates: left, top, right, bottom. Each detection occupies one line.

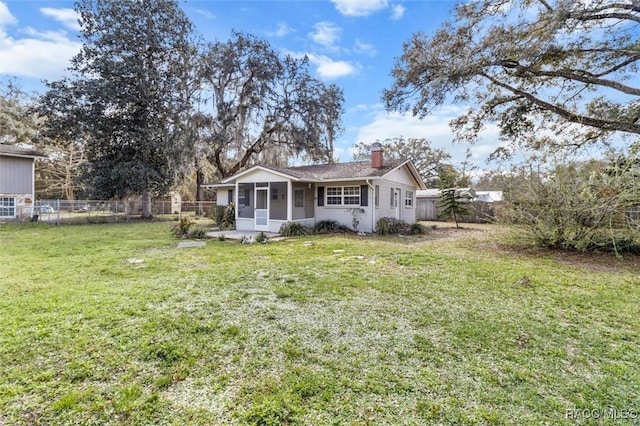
left=202, top=143, right=427, bottom=233
left=0, top=145, right=46, bottom=220
left=416, top=188, right=503, bottom=222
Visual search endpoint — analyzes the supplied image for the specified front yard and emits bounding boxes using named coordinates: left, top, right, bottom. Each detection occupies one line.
left=1, top=222, right=639, bottom=425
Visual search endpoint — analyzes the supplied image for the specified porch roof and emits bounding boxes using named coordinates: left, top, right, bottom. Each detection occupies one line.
left=0, top=144, right=46, bottom=159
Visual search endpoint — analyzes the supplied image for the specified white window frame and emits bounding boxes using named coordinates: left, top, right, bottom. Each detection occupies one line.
left=326, top=186, right=361, bottom=206
left=374, top=185, right=380, bottom=207
left=405, top=190, right=414, bottom=208
left=0, top=197, right=16, bottom=218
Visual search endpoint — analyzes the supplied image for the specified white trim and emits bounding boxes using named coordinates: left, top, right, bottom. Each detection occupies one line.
left=0, top=196, right=17, bottom=218
left=221, top=165, right=301, bottom=184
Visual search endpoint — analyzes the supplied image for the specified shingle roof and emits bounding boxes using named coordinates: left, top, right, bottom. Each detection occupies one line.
left=0, top=144, right=46, bottom=158
left=259, top=159, right=407, bottom=180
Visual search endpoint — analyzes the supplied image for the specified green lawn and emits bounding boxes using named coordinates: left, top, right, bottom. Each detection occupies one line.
left=1, top=222, right=639, bottom=425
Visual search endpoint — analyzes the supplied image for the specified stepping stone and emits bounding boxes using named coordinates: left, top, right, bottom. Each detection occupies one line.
left=178, top=241, right=206, bottom=248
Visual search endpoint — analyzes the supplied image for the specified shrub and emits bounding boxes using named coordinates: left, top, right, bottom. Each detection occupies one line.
left=187, top=225, right=207, bottom=239
left=313, top=220, right=350, bottom=234
left=171, top=217, right=194, bottom=237
left=410, top=222, right=428, bottom=235
left=208, top=203, right=235, bottom=229
left=255, top=231, right=269, bottom=244
left=376, top=217, right=411, bottom=235
left=279, top=222, right=311, bottom=237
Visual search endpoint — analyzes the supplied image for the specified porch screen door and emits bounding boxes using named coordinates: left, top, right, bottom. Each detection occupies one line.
left=255, top=186, right=269, bottom=231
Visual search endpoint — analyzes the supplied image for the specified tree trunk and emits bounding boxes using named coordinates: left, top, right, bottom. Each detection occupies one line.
left=195, top=157, right=204, bottom=216
left=141, top=190, right=153, bottom=220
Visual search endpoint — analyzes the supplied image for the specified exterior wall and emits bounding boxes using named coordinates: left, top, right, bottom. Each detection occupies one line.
left=0, top=156, right=35, bottom=220
left=0, top=193, right=34, bottom=220
left=236, top=218, right=254, bottom=231
left=373, top=177, right=418, bottom=227
left=215, top=186, right=235, bottom=206
left=292, top=183, right=314, bottom=220
left=314, top=180, right=374, bottom=233
left=383, top=167, right=418, bottom=187
left=0, top=156, right=33, bottom=194
left=237, top=169, right=291, bottom=184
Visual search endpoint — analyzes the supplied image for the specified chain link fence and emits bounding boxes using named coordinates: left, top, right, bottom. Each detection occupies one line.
left=32, top=199, right=216, bottom=224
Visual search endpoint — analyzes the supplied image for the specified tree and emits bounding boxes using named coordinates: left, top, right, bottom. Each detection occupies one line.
left=501, top=155, right=640, bottom=253
left=41, top=0, right=197, bottom=218
left=383, top=0, right=640, bottom=158
left=0, top=79, right=40, bottom=145
left=199, top=32, right=344, bottom=178
left=437, top=188, right=471, bottom=228
left=351, top=137, right=451, bottom=185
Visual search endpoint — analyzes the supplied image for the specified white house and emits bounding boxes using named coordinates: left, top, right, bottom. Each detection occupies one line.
left=202, top=143, right=427, bottom=233
left=0, top=145, right=45, bottom=221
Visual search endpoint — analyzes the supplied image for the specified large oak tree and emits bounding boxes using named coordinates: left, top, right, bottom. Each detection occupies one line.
left=383, top=0, right=640, bottom=158
left=199, top=32, right=345, bottom=178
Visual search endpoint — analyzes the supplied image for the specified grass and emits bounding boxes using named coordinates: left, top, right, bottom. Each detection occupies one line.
left=1, top=221, right=639, bottom=425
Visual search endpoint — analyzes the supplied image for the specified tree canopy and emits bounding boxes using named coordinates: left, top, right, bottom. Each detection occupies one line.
left=383, top=0, right=640, bottom=158
left=41, top=0, right=197, bottom=217
left=351, top=137, right=451, bottom=185
left=199, top=32, right=344, bottom=178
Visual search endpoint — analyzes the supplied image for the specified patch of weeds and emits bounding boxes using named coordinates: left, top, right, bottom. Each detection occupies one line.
left=52, top=390, right=85, bottom=412
left=171, top=217, right=194, bottom=238
left=410, top=222, right=428, bottom=235
left=241, top=393, right=303, bottom=426
left=63, top=360, right=95, bottom=383
left=142, top=340, right=185, bottom=366
left=186, top=225, right=207, bottom=239
left=218, top=233, right=226, bottom=241
left=282, top=337, right=304, bottom=360
left=153, top=375, right=174, bottom=390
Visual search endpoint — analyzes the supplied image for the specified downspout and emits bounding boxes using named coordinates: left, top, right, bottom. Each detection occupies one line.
left=366, top=179, right=375, bottom=233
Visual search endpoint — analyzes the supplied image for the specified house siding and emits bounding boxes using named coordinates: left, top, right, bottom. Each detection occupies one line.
left=315, top=180, right=375, bottom=232
left=0, top=156, right=33, bottom=194
left=0, top=156, right=35, bottom=220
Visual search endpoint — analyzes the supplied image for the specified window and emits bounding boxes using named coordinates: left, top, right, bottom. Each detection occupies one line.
left=390, top=188, right=395, bottom=208
left=294, top=189, right=304, bottom=208
left=374, top=185, right=379, bottom=207
left=0, top=197, right=16, bottom=218
left=326, top=186, right=360, bottom=206
left=405, top=190, right=414, bottom=207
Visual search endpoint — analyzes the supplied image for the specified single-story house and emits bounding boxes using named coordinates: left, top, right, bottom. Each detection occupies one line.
left=202, top=143, right=427, bottom=233
left=0, top=144, right=46, bottom=220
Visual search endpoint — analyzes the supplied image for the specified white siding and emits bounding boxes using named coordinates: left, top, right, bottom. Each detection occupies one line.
left=315, top=180, right=374, bottom=232
left=237, top=169, right=293, bottom=183
left=383, top=167, right=417, bottom=186
left=0, top=156, right=33, bottom=194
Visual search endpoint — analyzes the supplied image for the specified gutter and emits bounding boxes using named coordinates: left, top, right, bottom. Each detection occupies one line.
left=366, top=179, right=376, bottom=233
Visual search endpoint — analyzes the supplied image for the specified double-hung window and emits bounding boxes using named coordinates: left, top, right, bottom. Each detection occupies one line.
left=326, top=186, right=360, bottom=206
left=0, top=197, right=16, bottom=218
left=405, top=190, right=414, bottom=207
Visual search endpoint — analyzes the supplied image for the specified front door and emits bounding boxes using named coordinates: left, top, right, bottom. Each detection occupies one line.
left=394, top=188, right=401, bottom=220
left=255, top=186, right=269, bottom=231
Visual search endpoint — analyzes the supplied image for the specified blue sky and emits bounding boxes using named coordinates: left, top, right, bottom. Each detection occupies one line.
left=0, top=0, right=502, bottom=167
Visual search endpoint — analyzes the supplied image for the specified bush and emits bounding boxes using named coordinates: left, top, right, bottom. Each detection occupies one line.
left=279, top=222, right=311, bottom=237
left=255, top=231, right=269, bottom=244
left=208, top=203, right=235, bottom=229
left=313, top=220, right=350, bottom=234
left=187, top=225, right=207, bottom=239
left=376, top=217, right=411, bottom=235
left=410, top=222, right=428, bottom=235
left=171, top=217, right=194, bottom=238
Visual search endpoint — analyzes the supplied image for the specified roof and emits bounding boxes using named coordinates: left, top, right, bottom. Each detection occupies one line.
left=203, top=159, right=426, bottom=189
left=0, top=144, right=46, bottom=159
left=475, top=191, right=503, bottom=203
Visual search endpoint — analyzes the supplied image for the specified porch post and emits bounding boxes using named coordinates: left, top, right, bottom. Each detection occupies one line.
left=235, top=182, right=239, bottom=222
left=287, top=180, right=293, bottom=222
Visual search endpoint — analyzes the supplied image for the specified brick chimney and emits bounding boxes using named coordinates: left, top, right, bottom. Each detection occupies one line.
left=371, top=142, right=384, bottom=168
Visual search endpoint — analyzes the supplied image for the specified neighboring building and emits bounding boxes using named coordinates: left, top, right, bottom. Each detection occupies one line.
left=0, top=145, right=46, bottom=221
left=416, top=188, right=504, bottom=222
left=202, top=143, right=427, bottom=233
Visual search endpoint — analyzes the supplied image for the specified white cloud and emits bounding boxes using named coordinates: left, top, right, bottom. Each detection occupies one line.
left=0, top=2, right=17, bottom=27
left=331, top=0, right=389, bottom=17
left=390, top=4, right=405, bottom=20
left=306, top=54, right=359, bottom=79
left=309, top=21, right=341, bottom=49
left=353, top=39, right=377, bottom=56
left=40, top=7, right=81, bottom=31
left=268, top=22, right=293, bottom=38
left=354, top=106, right=502, bottom=166
left=191, top=8, right=216, bottom=20
left=0, top=29, right=81, bottom=80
